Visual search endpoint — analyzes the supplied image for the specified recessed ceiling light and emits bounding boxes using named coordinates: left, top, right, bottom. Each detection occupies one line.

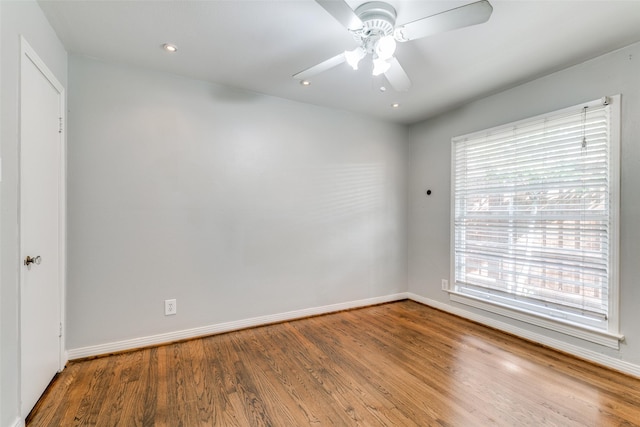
left=300, top=80, right=311, bottom=86
left=391, top=103, right=400, bottom=108
left=379, top=86, right=387, bottom=92
left=162, top=43, right=178, bottom=53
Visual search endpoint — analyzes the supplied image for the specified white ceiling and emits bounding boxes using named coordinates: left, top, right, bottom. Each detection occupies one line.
left=39, top=0, right=640, bottom=124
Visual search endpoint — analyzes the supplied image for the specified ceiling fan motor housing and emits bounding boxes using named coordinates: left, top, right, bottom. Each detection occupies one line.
left=352, top=1, right=397, bottom=50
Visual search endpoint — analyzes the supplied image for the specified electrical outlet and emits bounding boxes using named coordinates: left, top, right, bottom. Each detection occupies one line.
left=165, top=299, right=177, bottom=316
left=441, top=279, right=449, bottom=290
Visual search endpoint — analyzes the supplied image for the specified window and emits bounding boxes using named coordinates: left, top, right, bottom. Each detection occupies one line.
left=450, top=96, right=621, bottom=347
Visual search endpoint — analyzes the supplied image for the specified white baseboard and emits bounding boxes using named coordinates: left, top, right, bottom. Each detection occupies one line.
left=67, top=293, right=409, bottom=360
left=66, top=291, right=640, bottom=379
left=10, top=417, right=25, bottom=427
left=407, top=292, right=640, bottom=378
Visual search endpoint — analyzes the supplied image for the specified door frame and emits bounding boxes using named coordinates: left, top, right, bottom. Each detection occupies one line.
left=18, top=35, right=67, bottom=415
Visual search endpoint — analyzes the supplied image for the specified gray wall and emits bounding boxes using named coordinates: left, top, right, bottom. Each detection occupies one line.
left=66, top=56, right=408, bottom=350
left=408, top=41, right=640, bottom=366
left=0, top=1, right=67, bottom=426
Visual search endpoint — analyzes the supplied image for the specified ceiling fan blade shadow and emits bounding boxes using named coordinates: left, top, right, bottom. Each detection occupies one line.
left=395, top=0, right=493, bottom=42
left=316, top=0, right=363, bottom=31
left=293, top=53, right=347, bottom=80
left=385, top=57, right=411, bottom=92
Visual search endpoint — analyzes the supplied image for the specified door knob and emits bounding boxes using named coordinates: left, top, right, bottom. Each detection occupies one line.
left=24, top=255, right=42, bottom=268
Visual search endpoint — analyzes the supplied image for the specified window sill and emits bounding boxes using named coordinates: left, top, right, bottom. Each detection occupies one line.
left=448, top=291, right=624, bottom=349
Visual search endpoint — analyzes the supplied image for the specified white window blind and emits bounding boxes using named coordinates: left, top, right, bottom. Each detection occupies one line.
left=452, top=97, right=618, bottom=331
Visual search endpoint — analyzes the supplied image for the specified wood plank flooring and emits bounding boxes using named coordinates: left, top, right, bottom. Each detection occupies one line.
left=27, top=300, right=640, bottom=426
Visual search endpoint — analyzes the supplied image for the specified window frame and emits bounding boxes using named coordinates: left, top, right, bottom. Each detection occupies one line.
left=448, top=95, right=622, bottom=349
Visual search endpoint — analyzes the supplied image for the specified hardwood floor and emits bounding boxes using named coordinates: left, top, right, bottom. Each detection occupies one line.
left=27, top=300, right=640, bottom=426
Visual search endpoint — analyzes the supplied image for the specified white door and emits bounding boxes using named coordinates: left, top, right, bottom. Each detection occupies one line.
left=20, top=37, right=66, bottom=418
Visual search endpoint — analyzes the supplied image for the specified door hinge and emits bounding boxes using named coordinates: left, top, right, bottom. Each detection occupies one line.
left=59, top=117, right=63, bottom=134
left=59, top=322, right=63, bottom=338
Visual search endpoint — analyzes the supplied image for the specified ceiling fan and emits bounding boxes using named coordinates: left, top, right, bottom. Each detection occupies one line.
left=293, top=0, right=493, bottom=91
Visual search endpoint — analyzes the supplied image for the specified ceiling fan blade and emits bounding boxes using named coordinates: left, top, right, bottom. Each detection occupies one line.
left=315, top=0, right=364, bottom=31
left=293, top=53, right=346, bottom=81
left=394, top=0, right=493, bottom=42
left=384, top=57, right=411, bottom=92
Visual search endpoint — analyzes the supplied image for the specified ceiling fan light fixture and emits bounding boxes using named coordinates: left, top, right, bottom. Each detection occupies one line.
left=372, top=57, right=391, bottom=76
left=345, top=47, right=366, bottom=70
left=375, top=35, right=396, bottom=60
